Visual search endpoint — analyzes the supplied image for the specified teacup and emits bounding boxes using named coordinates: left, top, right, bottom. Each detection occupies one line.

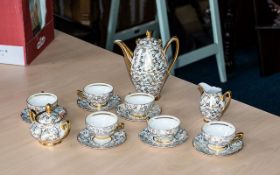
left=147, top=115, right=180, bottom=143
left=124, top=92, right=155, bottom=118
left=77, top=83, right=114, bottom=108
left=27, top=92, right=58, bottom=114
left=85, top=111, right=124, bottom=144
left=202, top=121, right=244, bottom=151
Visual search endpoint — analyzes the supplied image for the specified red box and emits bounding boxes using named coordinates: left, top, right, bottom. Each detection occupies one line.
left=0, top=0, right=54, bottom=65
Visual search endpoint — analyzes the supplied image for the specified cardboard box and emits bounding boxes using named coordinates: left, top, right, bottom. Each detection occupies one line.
left=0, top=0, right=54, bottom=65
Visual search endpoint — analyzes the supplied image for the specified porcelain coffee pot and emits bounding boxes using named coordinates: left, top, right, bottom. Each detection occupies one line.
left=198, top=82, right=232, bottom=122
left=29, top=104, right=71, bottom=146
left=114, top=31, right=179, bottom=99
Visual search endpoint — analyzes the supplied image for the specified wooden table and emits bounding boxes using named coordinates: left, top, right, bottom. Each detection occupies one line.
left=1, top=31, right=280, bottom=175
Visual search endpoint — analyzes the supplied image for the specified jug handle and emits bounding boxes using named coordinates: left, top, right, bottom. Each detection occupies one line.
left=221, top=91, right=232, bottom=113
left=163, top=36, right=180, bottom=74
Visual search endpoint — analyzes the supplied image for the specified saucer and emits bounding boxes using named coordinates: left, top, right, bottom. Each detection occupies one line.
left=77, top=128, right=126, bottom=149
left=139, top=127, right=188, bottom=148
left=77, top=95, right=121, bottom=112
left=20, top=106, right=67, bottom=123
left=116, top=103, right=161, bottom=122
left=192, top=133, right=243, bottom=156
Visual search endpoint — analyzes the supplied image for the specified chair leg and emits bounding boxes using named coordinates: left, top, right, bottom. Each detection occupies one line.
left=106, top=0, right=120, bottom=50
left=156, top=0, right=175, bottom=74
left=209, top=0, right=227, bottom=82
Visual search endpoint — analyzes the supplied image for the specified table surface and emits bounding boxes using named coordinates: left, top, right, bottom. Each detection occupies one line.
left=1, top=31, right=280, bottom=175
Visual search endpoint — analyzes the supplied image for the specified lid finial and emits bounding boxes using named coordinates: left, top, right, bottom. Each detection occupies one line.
left=146, top=31, right=152, bottom=38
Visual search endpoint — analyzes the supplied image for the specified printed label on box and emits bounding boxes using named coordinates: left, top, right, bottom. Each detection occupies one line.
left=0, top=45, right=25, bottom=65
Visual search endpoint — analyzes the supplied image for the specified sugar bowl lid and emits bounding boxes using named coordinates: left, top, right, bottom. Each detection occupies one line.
left=35, top=104, right=62, bottom=124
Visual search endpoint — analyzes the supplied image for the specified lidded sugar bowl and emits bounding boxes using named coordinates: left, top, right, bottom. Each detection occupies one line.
left=114, top=31, right=179, bottom=99
left=29, top=104, right=71, bottom=146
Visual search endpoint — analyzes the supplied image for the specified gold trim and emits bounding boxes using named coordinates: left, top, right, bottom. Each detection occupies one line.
left=95, top=135, right=111, bottom=140
left=163, top=36, right=180, bottom=74
left=222, top=91, right=232, bottom=114
left=39, top=139, right=62, bottom=146
left=208, top=145, right=226, bottom=151
left=146, top=30, right=152, bottom=38
left=45, top=104, right=52, bottom=114
left=29, top=109, right=36, bottom=122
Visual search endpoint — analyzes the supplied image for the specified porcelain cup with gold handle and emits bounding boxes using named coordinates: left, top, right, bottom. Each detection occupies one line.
left=201, top=121, right=244, bottom=151
left=85, top=111, right=124, bottom=144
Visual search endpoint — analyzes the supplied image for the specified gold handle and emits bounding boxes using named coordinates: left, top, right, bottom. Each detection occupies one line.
left=145, top=116, right=151, bottom=122
left=222, top=91, right=232, bottom=113
left=197, top=85, right=204, bottom=95
left=77, top=90, right=87, bottom=99
left=163, top=36, right=180, bottom=74
left=45, top=103, right=52, bottom=114
left=61, top=120, right=71, bottom=138
left=230, top=132, right=244, bottom=144
left=116, top=122, right=125, bottom=131
left=29, top=109, right=37, bottom=122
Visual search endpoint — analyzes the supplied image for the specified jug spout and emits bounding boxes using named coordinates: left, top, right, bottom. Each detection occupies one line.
left=114, top=40, right=133, bottom=74
left=198, top=82, right=221, bottom=94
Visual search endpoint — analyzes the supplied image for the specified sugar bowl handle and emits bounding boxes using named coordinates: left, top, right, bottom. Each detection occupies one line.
left=29, top=109, right=37, bottom=123
left=77, top=90, right=87, bottom=99
left=163, top=36, right=180, bottom=74
left=60, top=120, right=71, bottom=138
left=222, top=91, right=232, bottom=113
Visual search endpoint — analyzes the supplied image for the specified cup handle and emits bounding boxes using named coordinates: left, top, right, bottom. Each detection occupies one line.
left=60, top=120, right=71, bottom=138
left=77, top=90, right=87, bottom=99
left=221, top=91, right=232, bottom=113
left=116, top=122, right=125, bottom=131
left=230, top=132, right=244, bottom=144
left=145, top=116, right=151, bottom=122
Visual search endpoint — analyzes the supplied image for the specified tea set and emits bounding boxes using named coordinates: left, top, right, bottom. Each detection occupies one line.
left=20, top=31, right=244, bottom=156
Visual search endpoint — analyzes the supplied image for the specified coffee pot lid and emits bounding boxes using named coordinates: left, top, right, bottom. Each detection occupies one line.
left=137, top=31, right=161, bottom=47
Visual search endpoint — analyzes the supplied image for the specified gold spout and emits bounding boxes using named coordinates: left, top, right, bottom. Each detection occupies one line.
left=114, top=40, right=133, bottom=74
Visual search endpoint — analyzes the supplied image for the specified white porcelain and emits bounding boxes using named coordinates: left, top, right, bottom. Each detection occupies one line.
left=78, top=83, right=114, bottom=107
left=202, top=121, right=244, bottom=150
left=198, top=82, right=231, bottom=122
left=124, top=92, right=155, bottom=118
left=193, top=133, right=243, bottom=156
left=139, top=127, right=188, bottom=148
left=29, top=104, right=70, bottom=146
left=147, top=115, right=180, bottom=143
left=116, top=103, right=161, bottom=122
left=85, top=111, right=123, bottom=144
